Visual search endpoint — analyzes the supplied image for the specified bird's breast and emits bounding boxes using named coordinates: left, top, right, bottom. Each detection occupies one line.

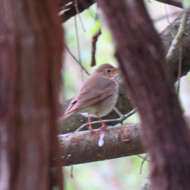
left=80, top=81, right=119, bottom=118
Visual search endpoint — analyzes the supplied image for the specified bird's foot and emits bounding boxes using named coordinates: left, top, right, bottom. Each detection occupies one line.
left=99, top=119, right=107, bottom=131
left=88, top=116, right=95, bottom=132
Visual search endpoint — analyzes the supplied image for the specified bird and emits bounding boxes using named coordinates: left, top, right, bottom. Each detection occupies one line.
left=60, top=63, right=119, bottom=129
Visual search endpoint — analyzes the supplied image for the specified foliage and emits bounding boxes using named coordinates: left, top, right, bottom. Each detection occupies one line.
left=183, top=0, right=190, bottom=10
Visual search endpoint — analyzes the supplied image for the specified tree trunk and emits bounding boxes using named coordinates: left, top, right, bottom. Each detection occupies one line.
left=97, top=0, right=190, bottom=190
left=0, top=1, right=63, bottom=190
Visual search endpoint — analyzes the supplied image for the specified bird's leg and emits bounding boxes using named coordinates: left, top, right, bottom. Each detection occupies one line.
left=98, top=117, right=107, bottom=129
left=88, top=116, right=93, bottom=131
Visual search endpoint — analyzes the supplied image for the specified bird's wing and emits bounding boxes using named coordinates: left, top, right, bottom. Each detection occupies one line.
left=64, top=74, right=117, bottom=118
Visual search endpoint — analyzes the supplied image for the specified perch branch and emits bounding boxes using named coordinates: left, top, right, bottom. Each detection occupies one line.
left=59, top=123, right=144, bottom=166
left=59, top=116, right=190, bottom=166
left=76, top=108, right=136, bottom=132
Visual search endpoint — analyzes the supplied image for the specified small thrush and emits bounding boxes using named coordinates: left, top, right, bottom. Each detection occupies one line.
left=60, top=63, right=119, bottom=129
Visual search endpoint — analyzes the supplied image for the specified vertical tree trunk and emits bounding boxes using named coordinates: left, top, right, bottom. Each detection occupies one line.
left=97, top=0, right=190, bottom=189
left=0, top=1, right=63, bottom=190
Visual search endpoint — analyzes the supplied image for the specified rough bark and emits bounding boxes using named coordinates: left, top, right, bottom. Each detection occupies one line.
left=58, top=115, right=190, bottom=166
left=59, top=123, right=143, bottom=166
left=0, top=1, right=63, bottom=190
left=97, top=0, right=190, bottom=190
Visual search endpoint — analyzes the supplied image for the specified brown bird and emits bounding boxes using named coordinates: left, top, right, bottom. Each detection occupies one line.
left=60, top=63, right=119, bottom=129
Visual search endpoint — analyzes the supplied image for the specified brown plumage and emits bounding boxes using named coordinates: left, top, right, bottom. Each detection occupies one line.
left=60, top=64, right=119, bottom=121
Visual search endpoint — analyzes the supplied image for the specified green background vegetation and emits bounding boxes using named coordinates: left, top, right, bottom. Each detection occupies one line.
left=62, top=1, right=189, bottom=189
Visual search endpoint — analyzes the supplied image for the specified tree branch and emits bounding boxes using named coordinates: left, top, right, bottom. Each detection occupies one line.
left=60, top=0, right=95, bottom=22
left=59, top=123, right=144, bottom=166
left=59, top=115, right=190, bottom=166
left=59, top=14, right=190, bottom=134
left=155, top=0, right=182, bottom=8
left=166, top=12, right=188, bottom=60
left=59, top=0, right=183, bottom=23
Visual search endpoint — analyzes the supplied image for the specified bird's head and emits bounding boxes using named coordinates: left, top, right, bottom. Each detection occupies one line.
left=94, top=63, right=118, bottom=79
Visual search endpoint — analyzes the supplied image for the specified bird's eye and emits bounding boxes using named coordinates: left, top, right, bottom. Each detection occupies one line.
left=106, top=69, right=111, bottom=73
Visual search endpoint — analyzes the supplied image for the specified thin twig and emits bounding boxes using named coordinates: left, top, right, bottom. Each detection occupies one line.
left=140, top=171, right=151, bottom=190
left=70, top=166, right=74, bottom=178
left=166, top=12, right=189, bottom=93
left=91, top=29, right=102, bottom=67
left=166, top=12, right=189, bottom=60
left=75, top=109, right=137, bottom=132
left=139, top=155, right=148, bottom=175
left=64, top=44, right=89, bottom=75
left=177, top=46, right=183, bottom=93
left=137, top=155, right=146, bottom=160
left=113, top=107, right=125, bottom=121
left=74, top=0, right=86, bottom=32
left=74, top=11, right=84, bottom=78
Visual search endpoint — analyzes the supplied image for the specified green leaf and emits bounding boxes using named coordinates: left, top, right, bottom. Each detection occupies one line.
left=183, top=0, right=190, bottom=10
